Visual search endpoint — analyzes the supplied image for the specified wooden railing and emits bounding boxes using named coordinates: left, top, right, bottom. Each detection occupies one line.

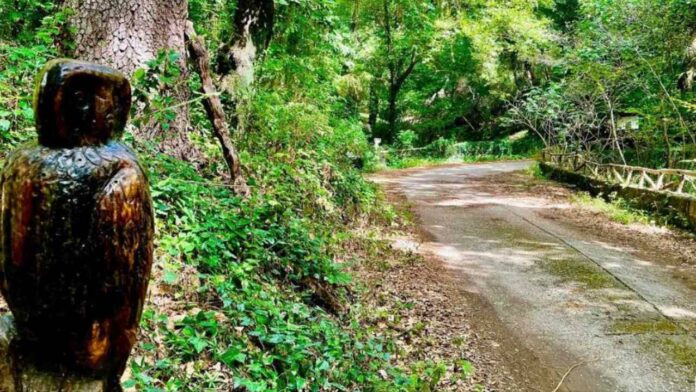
left=542, top=152, right=696, bottom=197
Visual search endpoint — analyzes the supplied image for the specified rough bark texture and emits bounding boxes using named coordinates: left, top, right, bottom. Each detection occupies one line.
left=678, top=35, right=696, bottom=91
left=68, top=0, right=200, bottom=161
left=70, top=0, right=188, bottom=75
left=185, top=23, right=249, bottom=195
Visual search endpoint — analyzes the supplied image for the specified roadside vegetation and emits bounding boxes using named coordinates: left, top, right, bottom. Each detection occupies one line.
left=569, top=193, right=653, bottom=226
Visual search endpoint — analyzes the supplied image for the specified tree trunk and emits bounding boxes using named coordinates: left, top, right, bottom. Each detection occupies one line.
left=214, top=0, right=274, bottom=137
left=385, top=55, right=417, bottom=140
left=68, top=0, right=199, bottom=161
left=661, top=117, right=674, bottom=168
left=217, top=0, right=274, bottom=87
left=604, top=92, right=627, bottom=165
left=351, top=0, right=361, bottom=31
left=70, top=0, right=187, bottom=75
left=368, top=80, right=379, bottom=134
left=678, top=35, right=696, bottom=92
left=386, top=85, right=399, bottom=139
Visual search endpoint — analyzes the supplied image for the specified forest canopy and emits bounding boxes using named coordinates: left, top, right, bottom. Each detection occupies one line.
left=1, top=0, right=694, bottom=166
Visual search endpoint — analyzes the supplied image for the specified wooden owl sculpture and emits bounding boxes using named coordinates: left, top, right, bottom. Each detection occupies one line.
left=0, top=60, right=154, bottom=385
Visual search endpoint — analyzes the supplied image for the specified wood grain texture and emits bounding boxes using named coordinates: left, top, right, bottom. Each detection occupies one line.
left=0, top=315, right=107, bottom=392
left=0, top=60, right=154, bottom=391
left=185, top=23, right=249, bottom=195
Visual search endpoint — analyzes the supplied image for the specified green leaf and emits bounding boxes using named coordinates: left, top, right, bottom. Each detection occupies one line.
left=219, top=348, right=247, bottom=365
left=163, top=270, right=178, bottom=285
left=459, top=360, right=475, bottom=379
left=189, top=336, right=208, bottom=353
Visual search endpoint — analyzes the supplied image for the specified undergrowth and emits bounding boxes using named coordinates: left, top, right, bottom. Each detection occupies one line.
left=122, top=151, right=453, bottom=391
left=0, top=8, right=455, bottom=391
left=382, top=134, right=541, bottom=170
left=570, top=192, right=653, bottom=226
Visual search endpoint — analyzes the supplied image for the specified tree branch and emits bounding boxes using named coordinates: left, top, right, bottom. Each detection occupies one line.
left=396, top=51, right=418, bottom=88
left=185, top=22, right=250, bottom=196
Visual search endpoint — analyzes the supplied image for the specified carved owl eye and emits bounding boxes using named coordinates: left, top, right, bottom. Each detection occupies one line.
left=73, top=90, right=89, bottom=110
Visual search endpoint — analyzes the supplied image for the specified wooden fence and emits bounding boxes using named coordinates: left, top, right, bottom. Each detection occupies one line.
left=542, top=152, right=696, bottom=197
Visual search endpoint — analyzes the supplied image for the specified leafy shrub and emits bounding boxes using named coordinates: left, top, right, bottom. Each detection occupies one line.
left=426, top=137, right=456, bottom=158
left=0, top=7, right=70, bottom=148
left=454, top=140, right=513, bottom=158
left=395, top=130, right=418, bottom=150
left=128, top=154, right=431, bottom=391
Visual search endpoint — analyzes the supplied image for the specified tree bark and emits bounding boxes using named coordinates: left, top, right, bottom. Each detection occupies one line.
left=217, top=0, right=274, bottom=87
left=603, top=92, right=627, bottom=165
left=678, top=35, right=696, bottom=92
left=368, top=80, right=380, bottom=134
left=70, top=0, right=187, bottom=75
left=386, top=85, right=399, bottom=138
left=351, top=0, right=361, bottom=31
left=379, top=0, right=418, bottom=140
left=385, top=54, right=417, bottom=139
left=185, top=23, right=249, bottom=195
left=68, top=0, right=200, bottom=161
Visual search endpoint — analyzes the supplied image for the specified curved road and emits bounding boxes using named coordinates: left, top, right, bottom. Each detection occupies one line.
left=373, top=161, right=696, bottom=392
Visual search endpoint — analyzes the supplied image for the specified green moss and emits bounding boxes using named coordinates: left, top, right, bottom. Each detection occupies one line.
left=659, top=337, right=696, bottom=372
left=544, top=258, right=619, bottom=289
left=611, top=320, right=680, bottom=334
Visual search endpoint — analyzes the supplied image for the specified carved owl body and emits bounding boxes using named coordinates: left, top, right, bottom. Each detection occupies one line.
left=0, top=60, right=154, bottom=383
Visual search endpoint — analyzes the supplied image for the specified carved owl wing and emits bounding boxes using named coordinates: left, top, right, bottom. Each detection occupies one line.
left=95, top=162, right=154, bottom=294
left=89, top=162, right=154, bottom=372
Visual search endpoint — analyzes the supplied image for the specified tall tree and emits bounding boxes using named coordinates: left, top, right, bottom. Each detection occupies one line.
left=69, top=0, right=188, bottom=75
left=679, top=35, right=696, bottom=92
left=370, top=0, right=434, bottom=140
left=67, top=0, right=197, bottom=160
left=214, top=0, right=274, bottom=137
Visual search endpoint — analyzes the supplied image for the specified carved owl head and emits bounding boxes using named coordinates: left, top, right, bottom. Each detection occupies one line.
left=34, top=59, right=132, bottom=148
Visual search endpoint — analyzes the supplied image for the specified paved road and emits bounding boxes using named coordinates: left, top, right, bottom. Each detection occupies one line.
left=373, top=161, right=696, bottom=392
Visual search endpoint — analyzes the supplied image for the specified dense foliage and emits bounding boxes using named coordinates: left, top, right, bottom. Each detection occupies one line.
left=0, top=0, right=449, bottom=390
left=341, top=0, right=694, bottom=167
left=504, top=0, right=696, bottom=167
